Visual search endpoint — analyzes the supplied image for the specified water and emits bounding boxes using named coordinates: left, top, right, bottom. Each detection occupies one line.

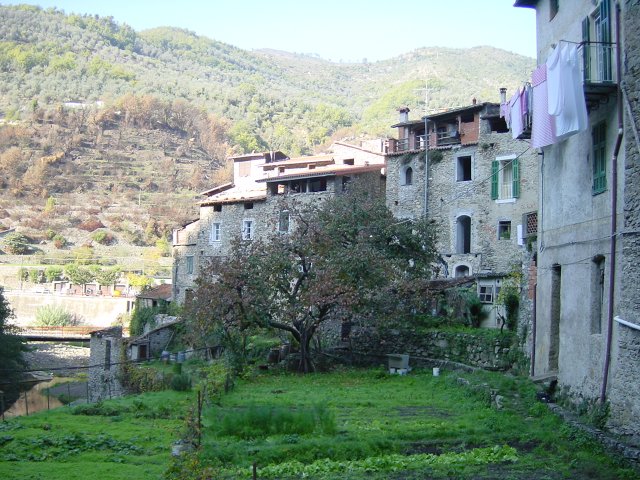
left=3, top=377, right=85, bottom=418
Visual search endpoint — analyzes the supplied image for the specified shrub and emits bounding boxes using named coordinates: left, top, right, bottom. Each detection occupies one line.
left=52, top=234, right=66, bottom=249
left=44, top=265, right=63, bottom=282
left=92, top=230, right=114, bottom=245
left=45, top=229, right=56, bottom=240
left=28, top=269, right=42, bottom=283
left=2, top=232, right=29, bottom=254
left=129, top=306, right=157, bottom=336
left=34, top=304, right=82, bottom=326
left=78, top=217, right=104, bottom=232
left=171, top=373, right=192, bottom=392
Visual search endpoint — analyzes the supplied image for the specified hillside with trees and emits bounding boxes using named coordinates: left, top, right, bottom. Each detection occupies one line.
left=0, top=4, right=534, bottom=263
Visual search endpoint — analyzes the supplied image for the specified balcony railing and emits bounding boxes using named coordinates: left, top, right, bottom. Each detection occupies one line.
left=578, top=41, right=617, bottom=110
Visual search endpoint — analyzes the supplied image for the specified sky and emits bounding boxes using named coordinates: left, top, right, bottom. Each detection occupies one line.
left=2, top=0, right=537, bottom=62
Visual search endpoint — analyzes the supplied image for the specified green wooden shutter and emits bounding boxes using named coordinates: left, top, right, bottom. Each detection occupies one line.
left=491, top=160, right=499, bottom=200
left=592, top=122, right=607, bottom=194
left=582, top=16, right=590, bottom=82
left=512, top=158, right=520, bottom=198
left=600, top=0, right=612, bottom=81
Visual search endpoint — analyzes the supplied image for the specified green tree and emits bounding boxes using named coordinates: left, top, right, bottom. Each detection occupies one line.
left=44, top=265, right=63, bottom=282
left=64, top=264, right=95, bottom=285
left=95, top=266, right=121, bottom=287
left=188, top=184, right=437, bottom=372
left=0, top=288, right=26, bottom=411
left=2, top=232, right=30, bottom=255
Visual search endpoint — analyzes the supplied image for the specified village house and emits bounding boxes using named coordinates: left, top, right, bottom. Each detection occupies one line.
left=172, top=143, right=386, bottom=303
left=385, top=100, right=539, bottom=327
left=514, top=0, right=640, bottom=437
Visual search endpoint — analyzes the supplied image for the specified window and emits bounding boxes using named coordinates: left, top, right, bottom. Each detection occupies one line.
left=309, top=178, right=327, bottom=192
left=242, top=220, right=253, bottom=240
left=455, top=265, right=470, bottom=278
left=342, top=176, right=352, bottom=192
left=404, top=166, right=413, bottom=185
left=456, top=215, right=471, bottom=254
left=591, top=255, right=605, bottom=334
left=491, top=156, right=520, bottom=200
left=209, top=222, right=221, bottom=243
left=343, top=159, right=354, bottom=166
left=238, top=161, right=251, bottom=177
left=104, top=340, right=111, bottom=370
left=278, top=210, right=290, bottom=233
left=478, top=284, right=495, bottom=304
left=456, top=156, right=472, bottom=182
left=186, top=255, right=194, bottom=274
left=583, top=0, right=613, bottom=83
left=214, top=204, right=222, bottom=212
left=244, top=202, right=254, bottom=210
left=592, top=121, right=607, bottom=194
left=498, top=221, right=512, bottom=240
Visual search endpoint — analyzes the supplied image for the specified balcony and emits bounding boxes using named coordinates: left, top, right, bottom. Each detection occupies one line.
left=578, top=42, right=618, bottom=110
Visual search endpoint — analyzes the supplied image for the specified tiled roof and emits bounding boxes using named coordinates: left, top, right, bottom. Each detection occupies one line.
left=138, top=283, right=172, bottom=300
left=199, top=185, right=267, bottom=205
left=256, top=163, right=384, bottom=183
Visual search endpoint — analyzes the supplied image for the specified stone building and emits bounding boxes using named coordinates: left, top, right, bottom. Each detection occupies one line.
left=386, top=101, right=539, bottom=327
left=515, top=0, right=640, bottom=437
left=172, top=144, right=386, bottom=303
left=88, top=326, right=125, bottom=402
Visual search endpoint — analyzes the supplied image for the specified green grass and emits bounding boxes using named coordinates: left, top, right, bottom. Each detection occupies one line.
left=0, top=390, right=192, bottom=480
left=191, top=368, right=637, bottom=480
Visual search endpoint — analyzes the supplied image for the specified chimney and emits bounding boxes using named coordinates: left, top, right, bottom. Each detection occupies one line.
left=398, top=107, right=410, bottom=123
left=472, top=98, right=477, bottom=105
left=499, top=88, right=507, bottom=104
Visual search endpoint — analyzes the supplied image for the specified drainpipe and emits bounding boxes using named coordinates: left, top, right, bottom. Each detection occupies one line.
left=531, top=282, right=537, bottom=377
left=600, top=1, right=623, bottom=404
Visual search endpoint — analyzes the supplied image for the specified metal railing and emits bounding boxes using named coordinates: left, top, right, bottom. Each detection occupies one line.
left=578, top=42, right=617, bottom=85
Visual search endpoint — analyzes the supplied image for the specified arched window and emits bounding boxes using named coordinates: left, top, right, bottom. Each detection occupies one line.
left=455, top=265, right=470, bottom=278
left=404, top=166, right=413, bottom=185
left=456, top=215, right=471, bottom=254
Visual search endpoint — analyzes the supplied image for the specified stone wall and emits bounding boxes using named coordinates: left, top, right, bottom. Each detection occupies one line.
left=327, top=325, right=516, bottom=371
left=88, top=326, right=125, bottom=402
left=608, top=0, right=640, bottom=438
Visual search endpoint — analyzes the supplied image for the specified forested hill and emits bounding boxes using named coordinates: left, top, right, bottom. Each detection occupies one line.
left=0, top=4, right=534, bottom=155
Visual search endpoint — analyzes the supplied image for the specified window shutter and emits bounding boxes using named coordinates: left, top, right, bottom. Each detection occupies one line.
left=582, top=16, right=590, bottom=81
left=512, top=158, right=520, bottom=198
left=600, top=0, right=612, bottom=81
left=491, top=160, right=499, bottom=200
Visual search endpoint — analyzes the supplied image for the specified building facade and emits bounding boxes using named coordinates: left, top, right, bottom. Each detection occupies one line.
left=515, top=0, right=640, bottom=436
left=172, top=144, right=385, bottom=303
left=386, top=101, right=539, bottom=327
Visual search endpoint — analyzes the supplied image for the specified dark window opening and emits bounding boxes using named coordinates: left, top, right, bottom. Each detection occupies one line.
left=456, top=215, right=471, bottom=254
left=489, top=116, right=509, bottom=133
left=214, top=204, right=222, bottom=212
left=290, top=180, right=307, bottom=193
left=498, top=221, right=512, bottom=240
left=342, top=176, right=352, bottom=192
left=104, top=340, right=111, bottom=370
left=278, top=210, right=290, bottom=233
left=343, top=159, right=354, bottom=165
left=457, top=156, right=472, bottom=181
left=404, top=167, right=413, bottom=185
left=455, top=265, right=470, bottom=278
left=309, top=178, right=327, bottom=192
left=244, top=202, right=254, bottom=210
left=460, top=113, right=474, bottom=123
left=591, top=255, right=605, bottom=334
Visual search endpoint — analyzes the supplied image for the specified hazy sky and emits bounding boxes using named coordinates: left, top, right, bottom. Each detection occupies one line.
left=3, top=0, right=537, bottom=62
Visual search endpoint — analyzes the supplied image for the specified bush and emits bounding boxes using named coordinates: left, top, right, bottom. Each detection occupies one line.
left=92, top=230, right=114, bottom=245
left=44, top=265, right=63, bottom=282
left=52, top=234, right=67, bottom=249
left=78, top=217, right=105, bottom=232
left=34, top=304, right=82, bottom=326
left=3, top=232, right=29, bottom=254
left=171, top=373, right=192, bottom=392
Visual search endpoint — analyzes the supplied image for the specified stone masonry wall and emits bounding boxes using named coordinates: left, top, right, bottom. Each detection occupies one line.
left=88, top=327, right=125, bottom=402
left=608, top=0, right=640, bottom=437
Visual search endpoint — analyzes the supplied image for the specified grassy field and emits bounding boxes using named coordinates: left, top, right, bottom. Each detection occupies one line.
left=191, top=368, right=638, bottom=480
left=1, top=367, right=638, bottom=480
left=0, top=390, right=192, bottom=480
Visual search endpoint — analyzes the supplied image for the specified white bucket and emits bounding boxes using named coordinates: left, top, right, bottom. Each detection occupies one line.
left=432, top=367, right=440, bottom=376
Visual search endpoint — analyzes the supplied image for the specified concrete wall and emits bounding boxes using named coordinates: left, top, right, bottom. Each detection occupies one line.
left=4, top=291, right=133, bottom=327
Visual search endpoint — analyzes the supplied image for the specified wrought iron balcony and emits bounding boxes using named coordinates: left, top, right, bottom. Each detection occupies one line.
left=578, top=41, right=618, bottom=110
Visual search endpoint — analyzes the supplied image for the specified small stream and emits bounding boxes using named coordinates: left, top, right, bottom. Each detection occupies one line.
left=3, top=377, right=87, bottom=419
